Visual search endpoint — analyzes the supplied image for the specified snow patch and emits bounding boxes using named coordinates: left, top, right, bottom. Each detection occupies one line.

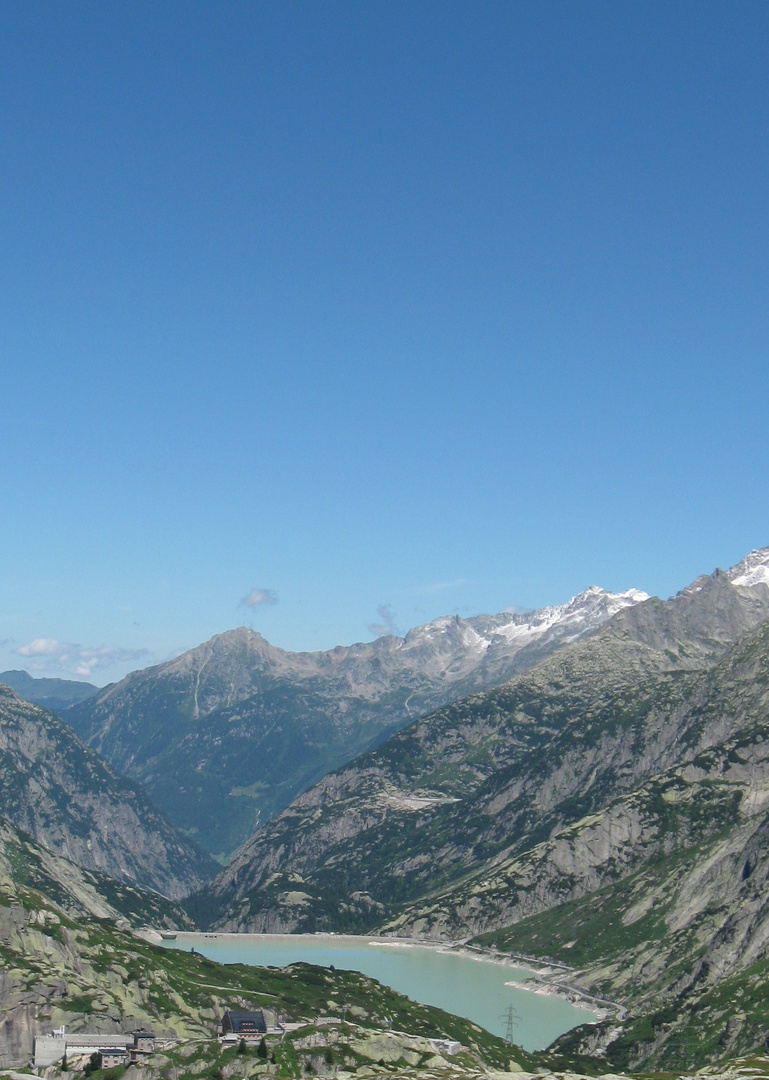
left=727, top=547, right=769, bottom=588
left=461, top=625, right=490, bottom=653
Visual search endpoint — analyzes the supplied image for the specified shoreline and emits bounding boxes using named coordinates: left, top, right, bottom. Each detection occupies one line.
left=147, top=929, right=622, bottom=1023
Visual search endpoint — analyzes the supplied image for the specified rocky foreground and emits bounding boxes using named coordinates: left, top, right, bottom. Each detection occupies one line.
left=4, top=1033, right=769, bottom=1080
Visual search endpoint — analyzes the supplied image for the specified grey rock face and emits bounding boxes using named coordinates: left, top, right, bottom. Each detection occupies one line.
left=0, top=686, right=217, bottom=898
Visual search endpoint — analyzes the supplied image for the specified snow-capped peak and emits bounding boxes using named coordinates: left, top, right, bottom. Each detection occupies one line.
left=499, top=584, right=650, bottom=640
left=726, top=547, right=769, bottom=589
left=611, top=587, right=650, bottom=609
left=404, top=584, right=648, bottom=657
left=395, top=580, right=649, bottom=670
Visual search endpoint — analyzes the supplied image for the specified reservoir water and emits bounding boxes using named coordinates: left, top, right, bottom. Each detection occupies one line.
left=161, top=934, right=595, bottom=1052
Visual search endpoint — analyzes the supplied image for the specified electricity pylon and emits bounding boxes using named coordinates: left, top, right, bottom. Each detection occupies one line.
left=500, top=1004, right=520, bottom=1045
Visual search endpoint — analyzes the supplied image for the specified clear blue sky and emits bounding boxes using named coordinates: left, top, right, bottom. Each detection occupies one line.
left=2, top=1, right=768, bottom=683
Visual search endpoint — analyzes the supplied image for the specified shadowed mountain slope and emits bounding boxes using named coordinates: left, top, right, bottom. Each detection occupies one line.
left=0, top=814, right=192, bottom=928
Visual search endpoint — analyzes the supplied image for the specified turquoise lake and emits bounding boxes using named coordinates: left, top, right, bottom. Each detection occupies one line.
left=161, top=934, right=595, bottom=1052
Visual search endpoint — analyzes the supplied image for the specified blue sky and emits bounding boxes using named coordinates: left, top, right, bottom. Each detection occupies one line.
left=2, top=1, right=768, bottom=683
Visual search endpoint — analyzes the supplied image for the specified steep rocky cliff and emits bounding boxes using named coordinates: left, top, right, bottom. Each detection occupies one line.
left=0, top=814, right=191, bottom=1067
left=478, top=777, right=769, bottom=1069
left=0, top=686, right=217, bottom=897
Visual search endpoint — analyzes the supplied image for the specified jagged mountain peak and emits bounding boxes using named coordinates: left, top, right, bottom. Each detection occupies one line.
left=726, top=545, right=769, bottom=588
left=677, top=547, right=769, bottom=598
left=177, top=625, right=281, bottom=658
left=400, top=583, right=649, bottom=657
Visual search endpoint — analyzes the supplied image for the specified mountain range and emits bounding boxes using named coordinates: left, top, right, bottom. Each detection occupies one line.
left=180, top=548, right=769, bottom=1068
left=64, top=584, right=646, bottom=857
left=4, top=546, right=769, bottom=1071
left=192, top=552, right=769, bottom=935
left=0, top=669, right=98, bottom=712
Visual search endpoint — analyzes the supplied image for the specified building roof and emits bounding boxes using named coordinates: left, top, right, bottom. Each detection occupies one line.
left=222, top=1009, right=267, bottom=1034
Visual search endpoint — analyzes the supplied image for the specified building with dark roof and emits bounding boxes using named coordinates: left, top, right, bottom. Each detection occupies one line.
left=220, top=1009, right=267, bottom=1041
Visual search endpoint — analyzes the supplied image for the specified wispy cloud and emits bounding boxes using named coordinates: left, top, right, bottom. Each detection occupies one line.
left=16, top=639, right=64, bottom=658
left=368, top=604, right=401, bottom=638
left=405, top=578, right=474, bottom=596
left=240, top=587, right=279, bottom=609
left=16, top=638, right=149, bottom=678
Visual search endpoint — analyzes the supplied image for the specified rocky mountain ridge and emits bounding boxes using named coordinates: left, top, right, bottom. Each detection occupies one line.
left=0, top=670, right=98, bottom=712
left=726, top=548, right=769, bottom=588
left=64, top=584, right=646, bottom=857
left=385, top=608, right=769, bottom=939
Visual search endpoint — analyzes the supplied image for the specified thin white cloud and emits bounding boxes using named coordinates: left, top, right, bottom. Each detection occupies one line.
left=16, top=638, right=149, bottom=678
left=404, top=578, right=474, bottom=596
left=240, top=587, right=279, bottom=609
left=17, top=638, right=65, bottom=657
left=368, top=604, right=401, bottom=638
